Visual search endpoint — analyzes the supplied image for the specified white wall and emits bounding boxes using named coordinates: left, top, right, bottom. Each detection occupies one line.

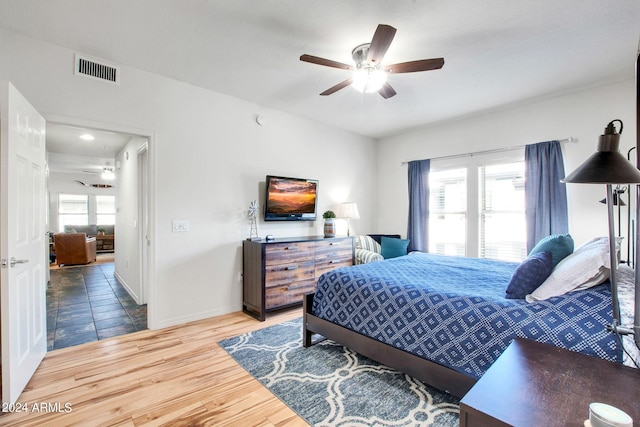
left=377, top=79, right=636, bottom=253
left=114, top=136, right=147, bottom=304
left=0, top=28, right=377, bottom=328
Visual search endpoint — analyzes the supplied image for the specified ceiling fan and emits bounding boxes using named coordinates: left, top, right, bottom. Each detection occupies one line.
left=75, top=180, right=113, bottom=189
left=82, top=167, right=115, bottom=180
left=300, top=24, right=444, bottom=99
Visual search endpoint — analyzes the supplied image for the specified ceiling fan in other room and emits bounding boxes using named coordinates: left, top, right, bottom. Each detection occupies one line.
left=75, top=166, right=115, bottom=188
left=300, top=24, right=444, bottom=99
left=75, top=180, right=113, bottom=189
left=81, top=167, right=115, bottom=180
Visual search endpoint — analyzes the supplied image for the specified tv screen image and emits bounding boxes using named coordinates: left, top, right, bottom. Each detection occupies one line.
left=264, top=175, right=318, bottom=221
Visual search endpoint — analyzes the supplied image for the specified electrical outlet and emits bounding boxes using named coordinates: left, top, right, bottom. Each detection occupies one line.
left=172, top=220, right=189, bottom=232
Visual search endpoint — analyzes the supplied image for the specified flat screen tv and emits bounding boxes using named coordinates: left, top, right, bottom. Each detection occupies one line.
left=264, top=175, right=318, bottom=221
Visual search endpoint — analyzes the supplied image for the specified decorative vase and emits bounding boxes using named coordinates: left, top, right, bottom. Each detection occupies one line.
left=324, top=218, right=335, bottom=238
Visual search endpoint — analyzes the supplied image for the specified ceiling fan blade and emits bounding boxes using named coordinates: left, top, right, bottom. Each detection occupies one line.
left=384, top=58, right=445, bottom=73
left=320, top=79, right=353, bottom=96
left=300, top=54, right=354, bottom=71
left=378, top=82, right=397, bottom=99
left=367, top=24, right=397, bottom=64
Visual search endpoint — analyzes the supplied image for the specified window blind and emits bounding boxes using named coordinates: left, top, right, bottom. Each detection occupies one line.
left=58, top=194, right=89, bottom=231
left=96, top=195, right=116, bottom=225
left=428, top=168, right=467, bottom=256
left=479, top=162, right=526, bottom=261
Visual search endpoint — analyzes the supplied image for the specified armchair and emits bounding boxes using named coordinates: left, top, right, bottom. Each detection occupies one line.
left=54, top=233, right=97, bottom=266
left=355, top=234, right=401, bottom=264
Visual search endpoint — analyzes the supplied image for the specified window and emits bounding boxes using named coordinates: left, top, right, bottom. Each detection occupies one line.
left=58, top=194, right=89, bottom=231
left=96, top=195, right=116, bottom=225
left=480, top=162, right=526, bottom=261
left=427, top=150, right=526, bottom=261
left=428, top=168, right=467, bottom=256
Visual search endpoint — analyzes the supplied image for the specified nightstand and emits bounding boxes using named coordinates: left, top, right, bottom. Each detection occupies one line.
left=459, top=338, right=640, bottom=427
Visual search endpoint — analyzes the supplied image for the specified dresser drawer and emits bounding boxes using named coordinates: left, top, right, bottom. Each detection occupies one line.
left=266, top=280, right=316, bottom=309
left=316, top=257, right=353, bottom=277
left=315, top=238, right=352, bottom=260
left=315, top=238, right=353, bottom=276
left=265, top=241, right=315, bottom=265
left=265, top=260, right=315, bottom=287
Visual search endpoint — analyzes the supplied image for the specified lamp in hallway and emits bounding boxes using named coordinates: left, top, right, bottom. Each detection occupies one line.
left=335, top=202, right=360, bottom=236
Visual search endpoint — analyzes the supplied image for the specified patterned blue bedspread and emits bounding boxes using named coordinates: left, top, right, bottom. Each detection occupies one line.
left=312, top=252, right=620, bottom=379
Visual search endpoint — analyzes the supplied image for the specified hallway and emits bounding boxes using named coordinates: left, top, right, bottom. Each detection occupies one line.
left=47, top=261, right=147, bottom=350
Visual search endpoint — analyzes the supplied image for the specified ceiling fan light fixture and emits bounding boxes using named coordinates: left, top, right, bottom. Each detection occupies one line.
left=352, top=67, right=387, bottom=93
left=101, top=167, right=115, bottom=180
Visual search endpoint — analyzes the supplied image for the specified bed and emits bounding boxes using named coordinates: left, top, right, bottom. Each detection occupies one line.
left=303, top=252, right=626, bottom=398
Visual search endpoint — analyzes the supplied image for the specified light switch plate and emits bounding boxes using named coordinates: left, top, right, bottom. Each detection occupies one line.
left=172, top=220, right=189, bottom=232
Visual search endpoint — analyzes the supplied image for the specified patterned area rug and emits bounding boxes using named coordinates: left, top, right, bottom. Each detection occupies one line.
left=219, top=318, right=459, bottom=426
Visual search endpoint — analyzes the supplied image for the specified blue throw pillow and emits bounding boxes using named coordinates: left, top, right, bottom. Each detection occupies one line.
left=528, top=233, right=574, bottom=267
left=505, top=251, right=554, bottom=299
left=380, top=236, right=410, bottom=259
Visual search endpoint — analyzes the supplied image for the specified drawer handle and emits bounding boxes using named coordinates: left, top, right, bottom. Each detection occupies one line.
left=285, top=265, right=298, bottom=271
left=284, top=246, right=297, bottom=251
left=329, top=242, right=340, bottom=246
left=286, top=283, right=307, bottom=291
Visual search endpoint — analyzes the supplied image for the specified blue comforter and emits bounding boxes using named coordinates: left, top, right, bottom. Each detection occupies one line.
left=312, top=252, right=620, bottom=379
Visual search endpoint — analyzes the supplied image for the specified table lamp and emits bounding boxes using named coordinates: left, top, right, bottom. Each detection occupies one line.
left=334, top=202, right=360, bottom=236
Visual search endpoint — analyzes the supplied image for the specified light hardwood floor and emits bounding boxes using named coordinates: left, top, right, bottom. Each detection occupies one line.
left=1, top=309, right=307, bottom=426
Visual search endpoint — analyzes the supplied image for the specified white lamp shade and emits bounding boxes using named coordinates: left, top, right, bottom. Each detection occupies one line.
left=335, top=202, right=360, bottom=219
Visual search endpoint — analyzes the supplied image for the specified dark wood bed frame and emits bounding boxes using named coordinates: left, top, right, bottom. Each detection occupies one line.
left=303, top=292, right=477, bottom=398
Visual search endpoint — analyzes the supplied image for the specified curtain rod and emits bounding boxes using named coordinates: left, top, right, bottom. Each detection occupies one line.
left=401, top=137, right=577, bottom=165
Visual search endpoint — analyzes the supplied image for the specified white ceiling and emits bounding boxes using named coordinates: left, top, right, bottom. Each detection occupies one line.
left=46, top=123, right=133, bottom=175
left=0, top=0, right=638, bottom=139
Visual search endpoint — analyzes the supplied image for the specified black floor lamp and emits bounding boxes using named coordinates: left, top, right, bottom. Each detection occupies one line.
left=563, top=119, right=640, bottom=347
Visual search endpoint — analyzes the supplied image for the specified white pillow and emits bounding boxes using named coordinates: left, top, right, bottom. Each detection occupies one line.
left=525, top=237, right=614, bottom=302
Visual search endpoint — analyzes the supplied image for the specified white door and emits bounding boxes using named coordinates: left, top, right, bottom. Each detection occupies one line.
left=0, top=81, right=47, bottom=405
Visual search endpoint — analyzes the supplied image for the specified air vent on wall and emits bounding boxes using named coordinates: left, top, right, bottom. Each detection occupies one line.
left=74, top=54, right=120, bottom=85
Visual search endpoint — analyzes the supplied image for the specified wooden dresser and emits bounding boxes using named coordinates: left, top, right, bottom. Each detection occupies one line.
left=243, top=236, right=354, bottom=320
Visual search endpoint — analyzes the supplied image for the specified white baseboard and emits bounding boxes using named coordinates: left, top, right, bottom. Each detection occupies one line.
left=114, top=271, right=142, bottom=304
left=149, top=305, right=242, bottom=330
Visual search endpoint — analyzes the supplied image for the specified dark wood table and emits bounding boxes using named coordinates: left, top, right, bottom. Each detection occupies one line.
left=459, top=338, right=640, bottom=427
left=96, top=234, right=114, bottom=252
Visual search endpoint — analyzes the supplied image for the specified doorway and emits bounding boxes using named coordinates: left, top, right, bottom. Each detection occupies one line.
left=46, top=121, right=153, bottom=349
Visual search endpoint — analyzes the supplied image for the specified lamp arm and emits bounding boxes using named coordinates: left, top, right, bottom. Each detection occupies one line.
left=635, top=184, right=640, bottom=348
left=607, top=185, right=622, bottom=327
left=635, top=49, right=640, bottom=349
left=627, top=147, right=635, bottom=266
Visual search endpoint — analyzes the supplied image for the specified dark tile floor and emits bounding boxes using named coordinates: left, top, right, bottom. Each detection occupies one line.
left=47, top=262, right=147, bottom=350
